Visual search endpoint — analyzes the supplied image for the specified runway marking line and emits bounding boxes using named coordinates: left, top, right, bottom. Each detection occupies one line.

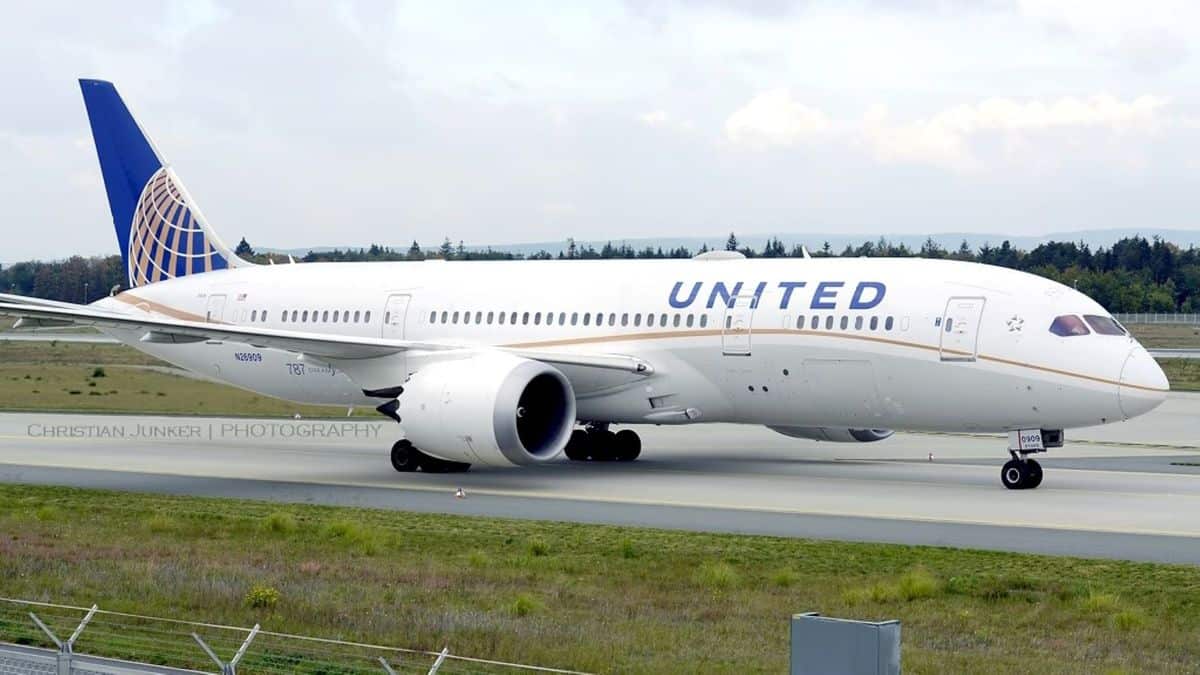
left=2, top=461, right=1199, bottom=540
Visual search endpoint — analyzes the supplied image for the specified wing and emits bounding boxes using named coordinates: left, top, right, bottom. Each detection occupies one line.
left=0, top=299, right=653, bottom=374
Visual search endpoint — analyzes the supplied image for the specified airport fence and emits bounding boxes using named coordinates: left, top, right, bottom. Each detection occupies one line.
left=0, top=598, right=589, bottom=675
left=1114, top=312, right=1200, bottom=325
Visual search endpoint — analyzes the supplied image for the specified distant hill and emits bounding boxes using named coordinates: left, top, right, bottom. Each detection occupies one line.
left=259, top=228, right=1200, bottom=258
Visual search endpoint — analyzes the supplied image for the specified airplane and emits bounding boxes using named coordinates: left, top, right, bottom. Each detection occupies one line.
left=0, top=80, right=1170, bottom=490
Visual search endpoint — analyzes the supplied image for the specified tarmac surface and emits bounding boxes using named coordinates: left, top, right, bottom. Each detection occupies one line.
left=0, top=393, right=1198, bottom=564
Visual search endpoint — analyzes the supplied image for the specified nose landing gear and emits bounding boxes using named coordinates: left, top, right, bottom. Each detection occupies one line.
left=1001, top=454, right=1043, bottom=490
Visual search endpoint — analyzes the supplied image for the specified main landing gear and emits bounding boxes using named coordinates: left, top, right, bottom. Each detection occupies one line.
left=391, top=439, right=471, bottom=474
left=1001, top=452, right=1043, bottom=490
left=563, top=424, right=641, bottom=462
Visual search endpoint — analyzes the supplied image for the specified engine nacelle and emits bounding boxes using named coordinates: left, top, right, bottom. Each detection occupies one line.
left=767, top=426, right=894, bottom=443
left=399, top=353, right=576, bottom=466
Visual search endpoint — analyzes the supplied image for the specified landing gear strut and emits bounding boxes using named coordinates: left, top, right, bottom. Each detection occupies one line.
left=1001, top=453, right=1043, bottom=490
left=390, top=439, right=471, bottom=474
left=564, top=424, right=641, bottom=462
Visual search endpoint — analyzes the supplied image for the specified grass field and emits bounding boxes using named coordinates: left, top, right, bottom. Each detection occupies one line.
left=0, top=485, right=1197, bottom=674
left=0, top=341, right=353, bottom=417
left=1126, top=323, right=1200, bottom=348
left=1160, top=358, right=1200, bottom=391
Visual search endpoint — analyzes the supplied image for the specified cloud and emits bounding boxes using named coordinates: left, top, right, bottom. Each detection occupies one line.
left=725, top=89, right=1171, bottom=170
left=638, top=110, right=670, bottom=126
left=723, top=88, right=831, bottom=149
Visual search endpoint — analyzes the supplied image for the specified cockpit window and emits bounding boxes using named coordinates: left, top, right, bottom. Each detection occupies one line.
left=1084, top=315, right=1127, bottom=336
left=1049, top=315, right=1090, bottom=337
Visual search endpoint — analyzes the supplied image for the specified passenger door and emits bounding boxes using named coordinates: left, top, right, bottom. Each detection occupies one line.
left=939, top=296, right=986, bottom=362
left=382, top=294, right=411, bottom=339
left=721, top=294, right=756, bottom=356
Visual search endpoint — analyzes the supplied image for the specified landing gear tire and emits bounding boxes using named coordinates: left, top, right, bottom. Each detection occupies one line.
left=614, top=429, right=642, bottom=462
left=589, top=430, right=618, bottom=461
left=1001, top=458, right=1042, bottom=490
left=391, top=440, right=420, bottom=473
left=1025, top=459, right=1043, bottom=489
left=564, top=430, right=591, bottom=461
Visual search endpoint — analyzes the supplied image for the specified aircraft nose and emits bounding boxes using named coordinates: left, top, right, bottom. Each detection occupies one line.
left=1118, top=345, right=1169, bottom=419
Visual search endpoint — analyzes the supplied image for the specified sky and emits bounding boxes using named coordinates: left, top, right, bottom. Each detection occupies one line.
left=3, top=0, right=1200, bottom=261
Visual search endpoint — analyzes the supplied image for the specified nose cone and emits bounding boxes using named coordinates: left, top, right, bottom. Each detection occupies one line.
left=1118, top=346, right=1169, bottom=419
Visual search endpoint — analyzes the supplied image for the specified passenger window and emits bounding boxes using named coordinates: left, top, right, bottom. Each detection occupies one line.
left=855, top=316, right=863, bottom=330
left=510, top=312, right=518, bottom=325
left=499, top=312, right=506, bottom=325
left=725, top=315, right=732, bottom=329
left=633, top=313, right=641, bottom=327
left=487, top=311, right=494, bottom=324
left=559, top=312, right=566, bottom=325
left=700, top=314, right=708, bottom=328
left=1084, top=315, right=1126, bottom=336
left=673, top=314, right=681, bottom=328
left=1049, top=315, right=1090, bottom=337
left=322, top=310, right=329, bottom=322
left=251, top=310, right=257, bottom=322
left=441, top=311, right=448, bottom=324
left=796, top=315, right=805, bottom=329
left=884, top=316, right=894, bottom=331
left=583, top=313, right=591, bottom=326
left=571, top=312, right=579, bottom=326
left=302, top=310, right=309, bottom=322
left=945, top=318, right=953, bottom=332
left=364, top=311, right=370, bottom=323
left=869, top=316, right=878, bottom=330
left=262, top=311, right=268, bottom=322
left=452, top=311, right=459, bottom=324
left=429, top=311, right=436, bottom=323
left=609, top=313, right=616, bottom=327
left=475, top=311, right=482, bottom=324
left=810, top=315, right=819, bottom=330
left=621, top=313, right=629, bottom=327
left=464, top=312, right=472, bottom=325
left=686, top=314, right=694, bottom=328
left=291, top=310, right=298, bottom=322
left=523, top=312, right=530, bottom=325
left=660, top=313, right=668, bottom=327
left=840, top=316, right=848, bottom=330
left=534, top=312, right=542, bottom=325
left=282, top=311, right=288, bottom=323
left=825, top=316, right=834, bottom=330
left=332, top=311, right=338, bottom=324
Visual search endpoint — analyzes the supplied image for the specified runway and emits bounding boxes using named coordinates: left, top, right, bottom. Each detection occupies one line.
left=1, top=394, right=1198, bottom=564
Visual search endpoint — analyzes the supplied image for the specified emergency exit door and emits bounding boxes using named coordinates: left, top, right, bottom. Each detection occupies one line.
left=205, top=294, right=226, bottom=323
left=939, top=296, right=985, bottom=362
left=722, top=295, right=756, bottom=356
left=382, top=294, right=411, bottom=339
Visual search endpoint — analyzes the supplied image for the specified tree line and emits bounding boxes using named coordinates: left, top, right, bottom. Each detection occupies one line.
left=4, top=234, right=1199, bottom=312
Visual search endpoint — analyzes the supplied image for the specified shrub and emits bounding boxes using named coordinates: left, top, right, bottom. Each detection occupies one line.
left=245, top=585, right=280, bottom=610
left=322, top=519, right=379, bottom=554
left=898, top=568, right=940, bottom=600
left=91, top=367, right=106, bottom=378
left=528, top=538, right=550, bottom=557
left=264, top=512, right=297, bottom=534
left=694, top=562, right=739, bottom=590
left=1111, top=609, right=1146, bottom=632
left=510, top=593, right=542, bottom=617
left=771, top=569, right=799, bottom=588
left=34, top=506, right=60, bottom=521
left=468, top=551, right=490, bottom=568
left=619, top=539, right=638, bottom=559
left=145, top=515, right=175, bottom=533
left=1083, top=592, right=1121, bottom=613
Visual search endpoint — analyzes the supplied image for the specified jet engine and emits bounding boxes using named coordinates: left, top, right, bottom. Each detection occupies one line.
left=398, top=353, right=576, bottom=466
left=767, top=426, right=894, bottom=443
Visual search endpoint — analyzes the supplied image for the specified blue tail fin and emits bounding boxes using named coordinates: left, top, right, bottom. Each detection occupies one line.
left=79, top=79, right=245, bottom=288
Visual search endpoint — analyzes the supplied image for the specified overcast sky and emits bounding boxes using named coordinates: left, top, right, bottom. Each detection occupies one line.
left=3, top=0, right=1200, bottom=261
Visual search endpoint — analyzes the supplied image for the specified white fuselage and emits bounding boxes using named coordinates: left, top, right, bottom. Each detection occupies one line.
left=93, top=256, right=1167, bottom=434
